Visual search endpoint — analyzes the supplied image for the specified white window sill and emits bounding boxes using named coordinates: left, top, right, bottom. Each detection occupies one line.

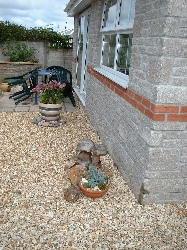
left=94, top=66, right=129, bottom=89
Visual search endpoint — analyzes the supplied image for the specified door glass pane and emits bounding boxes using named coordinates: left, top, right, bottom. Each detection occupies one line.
left=102, top=34, right=116, bottom=68
left=116, top=34, right=133, bottom=75
left=102, top=0, right=117, bottom=29
left=82, top=14, right=90, bottom=93
left=76, top=16, right=85, bottom=88
left=119, top=0, right=136, bottom=26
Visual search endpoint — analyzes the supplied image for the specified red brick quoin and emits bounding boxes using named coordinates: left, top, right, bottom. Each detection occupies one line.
left=87, top=66, right=187, bottom=122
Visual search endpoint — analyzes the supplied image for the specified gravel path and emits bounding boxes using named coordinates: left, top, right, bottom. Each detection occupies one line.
left=0, top=107, right=186, bottom=249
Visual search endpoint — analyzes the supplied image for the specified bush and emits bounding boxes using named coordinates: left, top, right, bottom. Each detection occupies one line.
left=2, top=41, right=36, bottom=62
left=0, top=21, right=73, bottom=49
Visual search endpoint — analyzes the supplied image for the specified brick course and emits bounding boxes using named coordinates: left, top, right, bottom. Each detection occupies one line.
left=88, top=66, right=187, bottom=123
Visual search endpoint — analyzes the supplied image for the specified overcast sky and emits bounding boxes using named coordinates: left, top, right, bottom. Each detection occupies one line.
left=0, top=0, right=74, bottom=32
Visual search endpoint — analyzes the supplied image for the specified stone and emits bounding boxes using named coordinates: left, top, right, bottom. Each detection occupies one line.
left=91, top=144, right=107, bottom=167
left=42, top=121, right=50, bottom=126
left=31, top=116, right=43, bottom=124
left=32, top=117, right=65, bottom=127
left=76, top=139, right=94, bottom=152
left=68, top=165, right=87, bottom=186
left=91, top=144, right=107, bottom=156
left=77, top=151, right=92, bottom=162
left=64, top=158, right=77, bottom=170
left=64, top=185, right=81, bottom=202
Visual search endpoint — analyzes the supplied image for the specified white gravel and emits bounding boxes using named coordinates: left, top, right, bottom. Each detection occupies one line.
left=0, top=107, right=186, bottom=249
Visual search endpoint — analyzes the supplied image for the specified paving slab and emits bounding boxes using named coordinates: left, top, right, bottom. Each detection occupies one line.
left=0, top=91, right=79, bottom=113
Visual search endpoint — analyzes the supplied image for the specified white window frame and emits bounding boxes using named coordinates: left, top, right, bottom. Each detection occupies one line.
left=94, top=0, right=135, bottom=89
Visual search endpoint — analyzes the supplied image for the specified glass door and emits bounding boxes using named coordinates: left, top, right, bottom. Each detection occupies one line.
left=75, top=10, right=90, bottom=104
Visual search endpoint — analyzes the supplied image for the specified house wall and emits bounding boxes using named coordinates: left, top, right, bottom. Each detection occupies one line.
left=72, top=0, right=187, bottom=204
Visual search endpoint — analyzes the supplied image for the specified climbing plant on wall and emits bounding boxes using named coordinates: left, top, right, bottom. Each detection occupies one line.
left=0, top=21, right=73, bottom=49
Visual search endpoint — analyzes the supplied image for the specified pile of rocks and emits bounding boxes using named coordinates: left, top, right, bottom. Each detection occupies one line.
left=31, top=116, right=65, bottom=127
left=64, top=139, right=112, bottom=202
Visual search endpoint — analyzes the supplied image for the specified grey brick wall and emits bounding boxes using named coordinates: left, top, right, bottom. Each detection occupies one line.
left=46, top=49, right=72, bottom=72
left=0, top=62, right=41, bottom=77
left=72, top=0, right=187, bottom=204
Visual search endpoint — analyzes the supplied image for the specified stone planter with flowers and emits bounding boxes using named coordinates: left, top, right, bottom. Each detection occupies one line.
left=31, top=80, right=66, bottom=121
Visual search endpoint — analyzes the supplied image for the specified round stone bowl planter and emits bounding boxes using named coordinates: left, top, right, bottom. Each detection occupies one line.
left=38, top=102, right=63, bottom=121
left=79, top=183, right=109, bottom=198
left=0, top=83, right=10, bottom=92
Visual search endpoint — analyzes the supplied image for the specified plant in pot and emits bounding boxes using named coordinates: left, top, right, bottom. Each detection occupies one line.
left=79, top=165, right=109, bottom=198
left=0, top=75, right=10, bottom=92
left=31, top=80, right=66, bottom=121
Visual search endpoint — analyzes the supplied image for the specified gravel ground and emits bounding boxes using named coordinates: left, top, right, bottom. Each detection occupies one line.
left=0, top=105, right=186, bottom=250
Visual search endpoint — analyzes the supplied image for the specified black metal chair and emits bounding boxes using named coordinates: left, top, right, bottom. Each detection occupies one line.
left=4, top=68, right=38, bottom=105
left=45, top=66, right=76, bottom=107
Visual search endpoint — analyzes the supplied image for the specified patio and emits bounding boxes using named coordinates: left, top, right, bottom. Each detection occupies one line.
left=0, top=92, right=186, bottom=249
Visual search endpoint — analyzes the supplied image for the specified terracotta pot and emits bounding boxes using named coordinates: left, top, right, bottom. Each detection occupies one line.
left=38, top=102, right=63, bottom=121
left=79, top=183, right=109, bottom=198
left=0, top=83, right=10, bottom=92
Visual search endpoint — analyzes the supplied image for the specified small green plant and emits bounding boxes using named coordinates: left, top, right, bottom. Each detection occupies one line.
left=0, top=75, right=6, bottom=83
left=2, top=41, right=36, bottom=62
left=83, top=166, right=108, bottom=190
left=0, top=89, right=3, bottom=97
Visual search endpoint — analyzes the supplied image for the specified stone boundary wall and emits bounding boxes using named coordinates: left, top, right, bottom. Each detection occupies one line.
left=0, top=42, right=73, bottom=73
left=0, top=62, right=41, bottom=78
left=75, top=0, right=187, bottom=204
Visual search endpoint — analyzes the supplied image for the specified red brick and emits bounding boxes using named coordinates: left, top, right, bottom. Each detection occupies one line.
left=150, top=103, right=156, bottom=112
left=167, top=114, right=187, bottom=122
left=117, top=84, right=125, bottom=92
left=134, top=93, right=143, bottom=103
left=137, top=103, right=145, bottom=113
left=145, top=109, right=154, bottom=119
left=126, top=89, right=135, bottom=98
left=154, top=105, right=179, bottom=113
left=142, top=98, right=151, bottom=108
left=87, top=66, right=92, bottom=73
left=114, top=87, right=124, bottom=97
left=152, top=114, right=165, bottom=121
left=128, top=98, right=137, bottom=108
left=105, top=81, right=110, bottom=88
left=124, top=94, right=132, bottom=103
left=110, top=84, right=115, bottom=92
left=180, top=106, right=187, bottom=113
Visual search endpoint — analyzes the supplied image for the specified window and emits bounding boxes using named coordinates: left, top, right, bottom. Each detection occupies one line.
left=95, top=0, right=135, bottom=88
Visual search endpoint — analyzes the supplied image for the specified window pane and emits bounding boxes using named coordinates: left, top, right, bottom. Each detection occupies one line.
left=119, top=0, right=136, bottom=26
left=116, top=34, right=133, bottom=75
left=102, top=35, right=116, bottom=68
left=76, top=16, right=85, bottom=88
left=102, top=0, right=117, bottom=29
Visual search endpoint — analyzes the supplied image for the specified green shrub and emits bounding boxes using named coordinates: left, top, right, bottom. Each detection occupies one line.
left=0, top=21, right=73, bottom=49
left=2, top=41, right=36, bottom=62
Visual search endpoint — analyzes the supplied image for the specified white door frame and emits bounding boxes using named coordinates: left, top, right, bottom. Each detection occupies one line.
left=74, top=10, right=90, bottom=106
